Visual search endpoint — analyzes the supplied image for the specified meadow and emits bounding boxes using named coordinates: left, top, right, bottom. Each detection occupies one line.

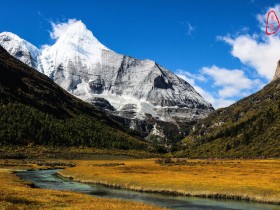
left=0, top=159, right=162, bottom=210
left=59, top=158, right=280, bottom=204
left=0, top=151, right=279, bottom=209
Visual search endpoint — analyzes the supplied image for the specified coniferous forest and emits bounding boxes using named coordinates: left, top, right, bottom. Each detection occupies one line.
left=0, top=46, right=150, bottom=150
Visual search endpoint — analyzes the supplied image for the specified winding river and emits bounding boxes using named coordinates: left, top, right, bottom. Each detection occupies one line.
left=17, top=169, right=279, bottom=210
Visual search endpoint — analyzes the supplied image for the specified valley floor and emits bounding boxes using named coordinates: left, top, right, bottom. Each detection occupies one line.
left=0, top=160, right=162, bottom=210
left=0, top=148, right=279, bottom=209
left=59, top=158, right=280, bottom=205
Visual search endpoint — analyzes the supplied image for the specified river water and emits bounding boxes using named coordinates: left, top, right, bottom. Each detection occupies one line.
left=17, top=169, right=280, bottom=210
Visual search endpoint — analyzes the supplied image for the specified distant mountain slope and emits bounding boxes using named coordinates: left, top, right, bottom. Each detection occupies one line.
left=0, top=32, right=40, bottom=69
left=0, top=46, right=150, bottom=150
left=178, top=76, right=280, bottom=158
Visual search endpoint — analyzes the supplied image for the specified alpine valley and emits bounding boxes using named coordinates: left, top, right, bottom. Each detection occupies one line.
left=1, top=1, right=280, bottom=209
left=0, top=20, right=214, bottom=144
left=1, top=20, right=279, bottom=158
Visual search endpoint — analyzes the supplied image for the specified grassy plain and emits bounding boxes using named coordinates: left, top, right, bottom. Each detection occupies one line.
left=60, top=158, right=280, bottom=204
left=0, top=159, right=162, bottom=210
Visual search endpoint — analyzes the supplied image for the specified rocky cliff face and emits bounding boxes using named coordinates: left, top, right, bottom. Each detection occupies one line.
left=273, top=60, right=280, bottom=81
left=0, top=20, right=214, bottom=142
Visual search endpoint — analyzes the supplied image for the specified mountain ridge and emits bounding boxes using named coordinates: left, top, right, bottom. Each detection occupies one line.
left=0, top=21, right=213, bottom=126
left=0, top=32, right=40, bottom=69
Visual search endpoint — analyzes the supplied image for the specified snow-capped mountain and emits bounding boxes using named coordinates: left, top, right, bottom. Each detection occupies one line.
left=0, top=32, right=41, bottom=69
left=0, top=20, right=213, bottom=125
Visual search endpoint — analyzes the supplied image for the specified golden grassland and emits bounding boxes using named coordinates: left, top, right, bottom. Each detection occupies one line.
left=0, top=160, right=163, bottom=210
left=59, top=158, right=280, bottom=204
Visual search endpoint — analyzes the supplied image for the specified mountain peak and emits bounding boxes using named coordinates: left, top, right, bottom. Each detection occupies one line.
left=0, top=31, right=40, bottom=69
left=70, top=20, right=86, bottom=27
left=61, top=20, right=88, bottom=37
left=55, top=20, right=108, bottom=51
left=273, top=60, right=280, bottom=81
left=0, top=32, right=21, bottom=41
left=39, top=20, right=109, bottom=77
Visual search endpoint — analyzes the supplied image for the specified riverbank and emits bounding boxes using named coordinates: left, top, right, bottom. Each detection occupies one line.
left=0, top=161, right=163, bottom=210
left=58, top=158, right=280, bottom=205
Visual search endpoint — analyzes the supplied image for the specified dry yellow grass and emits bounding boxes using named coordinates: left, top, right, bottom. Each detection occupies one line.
left=0, top=162, right=163, bottom=210
left=60, top=159, right=280, bottom=204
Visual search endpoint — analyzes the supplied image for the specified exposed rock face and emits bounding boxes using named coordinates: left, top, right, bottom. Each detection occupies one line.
left=273, top=60, right=280, bottom=81
left=89, top=97, right=116, bottom=112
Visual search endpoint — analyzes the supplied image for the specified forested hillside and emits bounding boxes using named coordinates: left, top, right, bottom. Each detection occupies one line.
left=0, top=46, right=150, bottom=150
left=178, top=79, right=280, bottom=158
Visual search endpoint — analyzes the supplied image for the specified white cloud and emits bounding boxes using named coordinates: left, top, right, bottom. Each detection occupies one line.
left=221, top=35, right=280, bottom=80
left=40, top=44, right=50, bottom=50
left=50, top=19, right=77, bottom=40
left=218, top=86, right=240, bottom=98
left=213, top=98, right=236, bottom=109
left=177, top=71, right=231, bottom=109
left=186, top=22, right=195, bottom=36
left=176, top=67, right=262, bottom=109
left=179, top=70, right=206, bottom=82
left=201, top=66, right=261, bottom=98
left=220, top=4, right=280, bottom=80
left=176, top=73, right=195, bottom=86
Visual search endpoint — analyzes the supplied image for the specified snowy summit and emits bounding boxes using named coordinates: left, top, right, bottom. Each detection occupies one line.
left=0, top=20, right=213, bottom=123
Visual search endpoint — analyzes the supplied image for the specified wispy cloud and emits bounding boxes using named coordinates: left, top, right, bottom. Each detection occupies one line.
left=176, top=66, right=262, bottom=109
left=50, top=19, right=77, bottom=40
left=186, top=22, right=195, bottom=36
left=201, top=66, right=262, bottom=98
left=180, top=21, right=195, bottom=36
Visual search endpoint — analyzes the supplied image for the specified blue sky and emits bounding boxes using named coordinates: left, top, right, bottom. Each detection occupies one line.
left=1, top=0, right=280, bottom=108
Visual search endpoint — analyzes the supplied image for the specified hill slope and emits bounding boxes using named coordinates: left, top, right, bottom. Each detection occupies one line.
left=178, top=78, right=280, bottom=158
left=0, top=46, right=150, bottom=150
